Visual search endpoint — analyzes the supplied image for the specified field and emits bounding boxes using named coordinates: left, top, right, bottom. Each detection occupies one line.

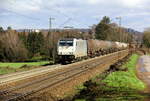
left=0, top=61, right=50, bottom=75
left=74, top=54, right=147, bottom=101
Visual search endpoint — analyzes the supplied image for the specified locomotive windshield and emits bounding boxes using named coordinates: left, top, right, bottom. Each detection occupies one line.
left=59, top=40, right=73, bottom=46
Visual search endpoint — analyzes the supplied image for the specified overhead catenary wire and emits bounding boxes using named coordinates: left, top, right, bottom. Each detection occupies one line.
left=30, top=0, right=91, bottom=28
left=3, top=0, right=93, bottom=29
left=3, top=1, right=72, bottom=28
left=0, top=0, right=47, bottom=25
left=59, top=18, right=72, bottom=28
left=0, top=0, right=41, bottom=21
left=0, top=8, right=42, bottom=21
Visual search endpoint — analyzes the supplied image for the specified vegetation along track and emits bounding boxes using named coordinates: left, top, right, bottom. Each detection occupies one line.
left=0, top=50, right=129, bottom=101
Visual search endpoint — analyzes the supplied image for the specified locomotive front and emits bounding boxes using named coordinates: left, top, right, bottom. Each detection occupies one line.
left=57, top=38, right=75, bottom=63
left=58, top=39, right=75, bottom=56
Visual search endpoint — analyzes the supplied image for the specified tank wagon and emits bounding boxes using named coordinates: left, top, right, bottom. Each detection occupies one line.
left=57, top=38, right=128, bottom=64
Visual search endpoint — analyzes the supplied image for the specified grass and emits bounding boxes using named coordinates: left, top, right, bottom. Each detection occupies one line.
left=0, top=61, right=51, bottom=75
left=74, top=54, right=147, bottom=101
left=75, top=100, right=86, bottom=101
left=27, top=56, right=51, bottom=62
left=95, top=54, right=146, bottom=101
left=0, top=61, right=50, bottom=68
left=102, top=54, right=145, bottom=91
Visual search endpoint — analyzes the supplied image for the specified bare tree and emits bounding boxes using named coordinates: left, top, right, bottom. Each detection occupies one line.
left=0, top=31, right=28, bottom=62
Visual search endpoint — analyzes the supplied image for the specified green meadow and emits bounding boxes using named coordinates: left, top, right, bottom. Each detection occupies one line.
left=0, top=61, right=50, bottom=75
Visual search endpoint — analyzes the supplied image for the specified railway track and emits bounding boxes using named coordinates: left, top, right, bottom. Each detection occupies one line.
left=0, top=50, right=129, bottom=101
left=0, top=64, right=61, bottom=85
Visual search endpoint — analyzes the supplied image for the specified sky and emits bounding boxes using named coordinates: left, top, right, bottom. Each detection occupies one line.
left=0, top=0, right=150, bottom=32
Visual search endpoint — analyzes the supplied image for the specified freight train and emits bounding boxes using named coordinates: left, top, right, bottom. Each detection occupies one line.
left=57, top=38, right=128, bottom=64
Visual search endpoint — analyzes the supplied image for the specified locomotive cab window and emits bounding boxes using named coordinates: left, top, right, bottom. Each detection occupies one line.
left=66, top=41, right=73, bottom=46
left=59, top=41, right=66, bottom=46
left=59, top=40, right=73, bottom=46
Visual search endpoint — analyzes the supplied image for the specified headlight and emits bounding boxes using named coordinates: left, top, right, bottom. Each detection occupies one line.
left=69, top=52, right=73, bottom=54
left=59, top=52, right=62, bottom=55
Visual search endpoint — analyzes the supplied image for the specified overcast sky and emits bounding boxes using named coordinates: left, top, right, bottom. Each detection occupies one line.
left=0, top=0, right=150, bottom=32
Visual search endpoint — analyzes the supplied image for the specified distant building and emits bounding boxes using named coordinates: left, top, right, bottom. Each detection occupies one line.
left=17, top=29, right=41, bottom=33
left=33, top=29, right=40, bottom=33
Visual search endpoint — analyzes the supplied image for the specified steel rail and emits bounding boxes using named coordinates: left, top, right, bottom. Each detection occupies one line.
left=0, top=65, right=61, bottom=85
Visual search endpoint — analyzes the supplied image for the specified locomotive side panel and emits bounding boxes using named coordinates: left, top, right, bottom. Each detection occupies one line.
left=75, top=40, right=88, bottom=58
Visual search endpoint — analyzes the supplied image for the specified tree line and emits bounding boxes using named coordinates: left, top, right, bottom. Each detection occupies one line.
left=0, top=28, right=92, bottom=62
left=95, top=16, right=133, bottom=43
left=0, top=16, right=136, bottom=62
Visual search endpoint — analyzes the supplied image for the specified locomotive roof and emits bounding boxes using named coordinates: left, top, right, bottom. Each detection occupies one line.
left=59, top=38, right=74, bottom=41
left=59, top=38, right=84, bottom=41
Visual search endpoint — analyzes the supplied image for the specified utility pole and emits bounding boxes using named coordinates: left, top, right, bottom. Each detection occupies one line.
left=116, top=17, right=122, bottom=42
left=49, top=17, right=55, bottom=63
left=49, top=17, right=55, bottom=33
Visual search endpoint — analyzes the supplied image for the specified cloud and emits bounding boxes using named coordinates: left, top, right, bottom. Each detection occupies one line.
left=0, top=0, right=150, bottom=31
left=0, top=0, right=42, bottom=13
left=87, top=0, right=103, bottom=4
left=124, top=12, right=150, bottom=17
left=0, top=12, right=10, bottom=16
left=119, top=0, right=150, bottom=9
left=120, top=0, right=142, bottom=7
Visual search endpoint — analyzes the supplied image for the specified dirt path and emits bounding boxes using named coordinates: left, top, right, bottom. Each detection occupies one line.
left=137, top=55, right=150, bottom=100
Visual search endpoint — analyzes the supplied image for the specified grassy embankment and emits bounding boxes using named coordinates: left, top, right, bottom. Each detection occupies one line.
left=0, top=56, right=52, bottom=75
left=0, top=61, right=50, bottom=75
left=74, top=54, right=146, bottom=101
